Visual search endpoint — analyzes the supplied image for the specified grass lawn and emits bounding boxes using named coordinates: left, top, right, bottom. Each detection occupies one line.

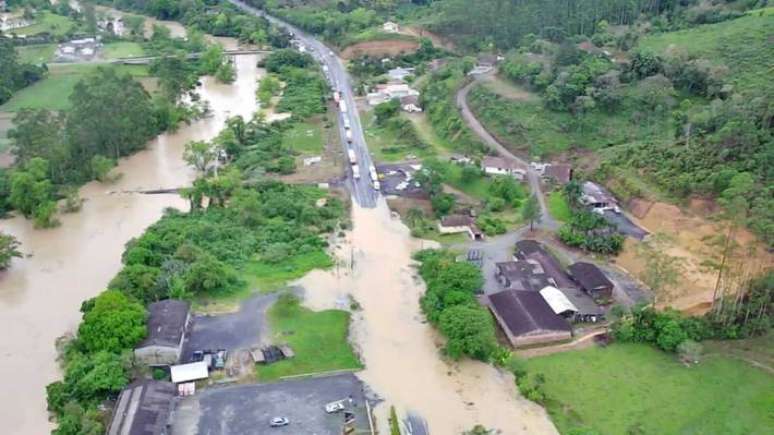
left=15, top=11, right=77, bottom=37
left=547, top=191, right=571, bottom=222
left=102, top=42, right=145, bottom=59
left=526, top=343, right=774, bottom=435
left=639, top=8, right=774, bottom=95
left=467, top=84, right=674, bottom=158
left=255, top=300, right=362, bottom=381
left=246, top=249, right=334, bottom=292
left=16, top=44, right=56, bottom=64
left=0, top=64, right=150, bottom=112
left=362, top=110, right=437, bottom=163
left=405, top=112, right=455, bottom=157
left=282, top=118, right=324, bottom=155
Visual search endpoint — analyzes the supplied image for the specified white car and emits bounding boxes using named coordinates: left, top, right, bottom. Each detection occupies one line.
left=269, top=417, right=289, bottom=427
left=325, top=402, right=345, bottom=413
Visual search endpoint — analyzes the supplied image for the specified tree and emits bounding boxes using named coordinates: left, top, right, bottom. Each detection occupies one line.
left=0, top=232, right=22, bottom=270
left=460, top=165, right=481, bottom=184
left=184, top=140, right=218, bottom=174
left=439, top=304, right=498, bottom=361
left=463, top=425, right=494, bottom=435
left=522, top=194, right=541, bottom=231
left=374, top=99, right=400, bottom=124
left=109, top=264, right=164, bottom=303
left=77, top=291, right=147, bottom=354
left=215, top=62, right=236, bottom=83
left=635, top=233, right=685, bottom=303
left=431, top=193, right=456, bottom=217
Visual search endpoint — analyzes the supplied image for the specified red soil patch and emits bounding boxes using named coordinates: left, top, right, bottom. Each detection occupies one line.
left=341, top=39, right=420, bottom=60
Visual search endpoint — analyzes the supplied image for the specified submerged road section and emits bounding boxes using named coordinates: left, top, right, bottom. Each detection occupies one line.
left=229, top=0, right=379, bottom=208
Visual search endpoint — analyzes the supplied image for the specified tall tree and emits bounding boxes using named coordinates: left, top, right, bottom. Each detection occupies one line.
left=522, top=194, right=541, bottom=231
left=0, top=232, right=22, bottom=270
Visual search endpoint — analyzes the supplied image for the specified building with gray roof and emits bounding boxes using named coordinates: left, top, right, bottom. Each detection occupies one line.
left=134, top=300, right=190, bottom=366
left=108, top=380, right=176, bottom=435
left=486, top=290, right=572, bottom=347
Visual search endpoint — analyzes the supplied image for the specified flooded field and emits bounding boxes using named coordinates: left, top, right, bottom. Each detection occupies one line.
left=0, top=51, right=260, bottom=433
left=297, top=201, right=558, bottom=435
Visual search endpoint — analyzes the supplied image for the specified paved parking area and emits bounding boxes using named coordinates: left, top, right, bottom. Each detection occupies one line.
left=181, top=293, right=276, bottom=363
left=171, top=373, right=370, bottom=435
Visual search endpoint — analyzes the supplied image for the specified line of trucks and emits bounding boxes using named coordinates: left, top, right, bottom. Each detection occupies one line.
left=337, top=92, right=379, bottom=190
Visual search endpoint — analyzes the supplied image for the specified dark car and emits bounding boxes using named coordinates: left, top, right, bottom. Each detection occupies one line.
left=191, top=350, right=204, bottom=363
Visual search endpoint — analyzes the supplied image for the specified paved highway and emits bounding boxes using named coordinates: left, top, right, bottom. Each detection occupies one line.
left=229, top=0, right=379, bottom=208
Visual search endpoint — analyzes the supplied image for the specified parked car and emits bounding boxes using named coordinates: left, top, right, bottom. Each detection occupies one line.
left=325, top=401, right=345, bottom=413
left=191, top=350, right=204, bottom=363
left=269, top=417, right=289, bottom=427
left=213, top=349, right=227, bottom=369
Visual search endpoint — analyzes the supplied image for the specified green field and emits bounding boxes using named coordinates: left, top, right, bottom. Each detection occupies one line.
left=640, top=9, right=774, bottom=94
left=16, top=44, right=56, bottom=64
left=526, top=343, right=774, bottom=435
left=255, top=298, right=362, bottom=381
left=102, top=42, right=145, bottom=59
left=0, top=64, right=150, bottom=112
left=14, top=11, right=77, bottom=37
left=340, top=28, right=417, bottom=48
left=467, top=85, right=673, bottom=158
left=362, top=110, right=437, bottom=162
left=547, top=191, right=571, bottom=222
left=281, top=118, right=325, bottom=155
left=245, top=250, right=334, bottom=292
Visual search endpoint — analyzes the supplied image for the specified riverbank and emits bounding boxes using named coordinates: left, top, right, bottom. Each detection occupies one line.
left=0, top=50, right=260, bottom=434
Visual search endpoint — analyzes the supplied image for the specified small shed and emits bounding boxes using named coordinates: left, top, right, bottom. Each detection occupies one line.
left=170, top=361, right=209, bottom=384
left=481, top=156, right=525, bottom=179
left=568, top=262, right=614, bottom=301
left=544, top=164, right=573, bottom=184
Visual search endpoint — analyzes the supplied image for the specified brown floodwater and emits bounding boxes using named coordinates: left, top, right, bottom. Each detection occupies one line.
left=297, top=200, right=558, bottom=435
left=0, top=51, right=259, bottom=434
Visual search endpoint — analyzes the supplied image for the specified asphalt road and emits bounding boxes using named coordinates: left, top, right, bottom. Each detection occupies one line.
left=456, top=74, right=558, bottom=231
left=229, top=0, right=378, bottom=208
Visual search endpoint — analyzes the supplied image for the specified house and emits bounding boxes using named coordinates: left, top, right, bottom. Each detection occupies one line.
left=134, top=300, right=190, bottom=366
left=383, top=21, right=399, bottom=33
left=98, top=16, right=124, bottom=36
left=513, top=240, right=576, bottom=289
left=568, top=262, right=614, bottom=301
left=544, top=164, right=573, bottom=184
left=400, top=95, right=422, bottom=113
left=438, top=214, right=484, bottom=240
left=388, top=66, right=415, bottom=82
left=107, top=380, right=176, bottom=435
left=481, top=156, right=525, bottom=179
left=539, top=286, right=578, bottom=318
left=581, top=181, right=618, bottom=209
left=367, top=83, right=420, bottom=106
left=495, top=260, right=556, bottom=292
left=486, top=290, right=572, bottom=347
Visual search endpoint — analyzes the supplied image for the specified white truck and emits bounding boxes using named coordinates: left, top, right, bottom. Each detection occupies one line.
left=347, top=149, right=357, bottom=165
left=343, top=117, right=350, bottom=130
left=339, top=100, right=347, bottom=113
left=369, top=165, right=379, bottom=190
left=352, top=164, right=361, bottom=179
left=333, top=91, right=340, bottom=103
left=345, top=129, right=353, bottom=143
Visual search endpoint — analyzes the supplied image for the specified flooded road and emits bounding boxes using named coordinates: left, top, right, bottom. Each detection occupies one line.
left=298, top=200, right=558, bottom=435
left=0, top=52, right=260, bottom=434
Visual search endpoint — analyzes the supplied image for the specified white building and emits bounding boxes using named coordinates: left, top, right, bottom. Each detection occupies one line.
left=367, top=83, right=420, bottom=106
left=383, top=21, right=399, bottom=33
left=438, top=215, right=484, bottom=241
left=482, top=156, right=525, bottom=180
left=400, top=95, right=422, bottom=113
left=388, top=67, right=415, bottom=82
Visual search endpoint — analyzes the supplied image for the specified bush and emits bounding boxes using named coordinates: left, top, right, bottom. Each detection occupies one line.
left=77, top=291, right=147, bottom=354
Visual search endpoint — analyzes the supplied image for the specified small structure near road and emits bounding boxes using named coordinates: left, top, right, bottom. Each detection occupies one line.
left=400, top=95, right=422, bottom=113
left=543, top=163, right=573, bottom=185
left=367, top=82, right=419, bottom=106
left=495, top=260, right=556, bottom=292
left=56, top=38, right=101, bottom=62
left=568, top=262, right=615, bottom=301
left=438, top=214, right=484, bottom=241
left=170, top=361, right=209, bottom=384
left=250, top=344, right=295, bottom=364
left=107, top=380, right=176, bottom=435
left=134, top=300, right=190, bottom=366
left=388, top=66, right=415, bottom=82
left=581, top=181, right=618, bottom=210
left=486, top=289, right=572, bottom=347
left=383, top=21, right=399, bottom=33
left=482, top=156, right=525, bottom=180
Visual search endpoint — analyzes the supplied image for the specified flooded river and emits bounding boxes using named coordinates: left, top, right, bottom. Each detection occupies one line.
left=298, top=201, right=558, bottom=435
left=0, top=52, right=259, bottom=434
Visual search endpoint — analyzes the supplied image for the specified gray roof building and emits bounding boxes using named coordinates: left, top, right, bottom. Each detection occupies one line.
left=108, top=380, right=176, bottom=435
left=135, top=300, right=190, bottom=366
left=513, top=240, right=575, bottom=289
left=487, top=290, right=572, bottom=347
left=495, top=260, right=555, bottom=292
left=568, top=262, right=615, bottom=300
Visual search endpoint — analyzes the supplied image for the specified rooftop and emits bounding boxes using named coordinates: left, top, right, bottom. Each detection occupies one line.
left=170, top=361, right=209, bottom=384
left=582, top=181, right=617, bottom=205
left=496, top=260, right=555, bottom=292
left=488, top=290, right=571, bottom=337
left=441, top=214, right=474, bottom=227
left=568, top=262, right=614, bottom=291
left=108, top=379, right=176, bottom=435
left=539, top=286, right=578, bottom=315
left=544, top=164, right=572, bottom=184
left=482, top=156, right=521, bottom=171
left=514, top=240, right=576, bottom=289
left=138, top=300, right=190, bottom=348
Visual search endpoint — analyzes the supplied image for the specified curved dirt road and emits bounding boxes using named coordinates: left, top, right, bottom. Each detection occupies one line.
left=456, top=75, right=557, bottom=231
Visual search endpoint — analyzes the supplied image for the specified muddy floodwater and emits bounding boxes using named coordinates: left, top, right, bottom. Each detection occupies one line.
left=0, top=52, right=259, bottom=434
left=298, top=201, right=558, bottom=435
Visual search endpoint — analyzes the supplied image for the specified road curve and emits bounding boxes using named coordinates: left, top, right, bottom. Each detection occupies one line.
left=456, top=74, right=557, bottom=230
left=228, top=0, right=378, bottom=208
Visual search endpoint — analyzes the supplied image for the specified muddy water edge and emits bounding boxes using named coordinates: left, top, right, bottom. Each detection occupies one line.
left=298, top=200, right=558, bottom=435
left=0, top=51, right=260, bottom=433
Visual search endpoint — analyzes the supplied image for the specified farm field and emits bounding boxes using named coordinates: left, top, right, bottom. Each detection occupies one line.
left=526, top=343, right=774, bottom=435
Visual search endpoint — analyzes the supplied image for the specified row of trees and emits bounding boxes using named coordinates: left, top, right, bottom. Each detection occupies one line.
left=415, top=249, right=501, bottom=361
left=0, top=39, right=46, bottom=104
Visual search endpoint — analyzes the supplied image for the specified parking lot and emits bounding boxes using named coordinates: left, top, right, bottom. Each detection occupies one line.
left=171, top=373, right=371, bottom=435
left=181, top=293, right=276, bottom=363
left=376, top=163, right=426, bottom=198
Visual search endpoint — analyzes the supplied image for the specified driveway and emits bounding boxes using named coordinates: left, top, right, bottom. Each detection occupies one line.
left=171, top=373, right=371, bottom=435
left=456, top=74, right=558, bottom=231
left=181, top=293, right=277, bottom=362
